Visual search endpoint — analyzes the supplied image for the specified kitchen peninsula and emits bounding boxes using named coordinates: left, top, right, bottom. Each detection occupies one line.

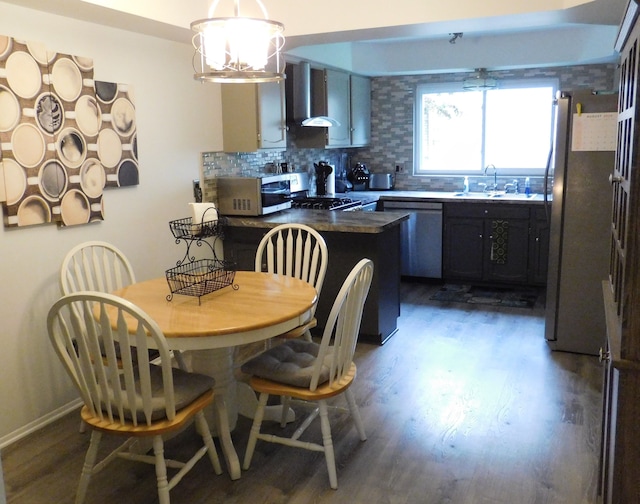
left=223, top=209, right=409, bottom=344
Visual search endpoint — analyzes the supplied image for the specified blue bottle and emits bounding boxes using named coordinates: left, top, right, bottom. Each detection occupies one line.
left=525, top=177, right=531, bottom=196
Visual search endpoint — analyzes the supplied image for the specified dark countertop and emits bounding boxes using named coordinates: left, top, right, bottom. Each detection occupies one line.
left=225, top=208, right=409, bottom=234
left=224, top=190, right=544, bottom=234
left=346, top=190, right=547, bottom=205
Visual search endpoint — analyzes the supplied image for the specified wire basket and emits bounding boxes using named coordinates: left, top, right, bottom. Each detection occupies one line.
left=165, top=258, right=237, bottom=302
left=169, top=215, right=228, bottom=240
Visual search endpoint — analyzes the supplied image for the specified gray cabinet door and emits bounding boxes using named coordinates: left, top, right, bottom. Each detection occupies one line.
left=325, top=69, right=350, bottom=147
left=350, top=74, right=371, bottom=147
left=258, top=80, right=286, bottom=149
left=529, top=208, right=550, bottom=285
left=444, top=216, right=484, bottom=280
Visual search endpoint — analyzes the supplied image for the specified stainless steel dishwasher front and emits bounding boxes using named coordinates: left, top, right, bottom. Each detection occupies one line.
left=382, top=200, right=443, bottom=278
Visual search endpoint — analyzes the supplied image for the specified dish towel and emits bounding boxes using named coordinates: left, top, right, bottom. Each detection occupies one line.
left=490, top=220, right=509, bottom=264
left=189, top=202, right=218, bottom=234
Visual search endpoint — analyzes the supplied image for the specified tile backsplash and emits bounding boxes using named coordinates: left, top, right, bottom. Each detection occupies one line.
left=202, top=62, right=616, bottom=202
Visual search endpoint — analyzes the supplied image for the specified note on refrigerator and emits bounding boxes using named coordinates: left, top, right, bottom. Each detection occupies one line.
left=571, top=112, right=617, bottom=151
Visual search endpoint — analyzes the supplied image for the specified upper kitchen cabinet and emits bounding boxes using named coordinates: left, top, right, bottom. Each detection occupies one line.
left=349, top=74, right=371, bottom=147
left=221, top=80, right=287, bottom=152
left=286, top=62, right=371, bottom=148
left=324, top=68, right=351, bottom=147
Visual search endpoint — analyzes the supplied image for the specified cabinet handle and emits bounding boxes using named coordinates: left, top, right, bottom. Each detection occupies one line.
left=599, top=347, right=610, bottom=363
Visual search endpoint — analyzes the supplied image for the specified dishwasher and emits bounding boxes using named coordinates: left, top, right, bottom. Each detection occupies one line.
left=382, top=200, right=443, bottom=278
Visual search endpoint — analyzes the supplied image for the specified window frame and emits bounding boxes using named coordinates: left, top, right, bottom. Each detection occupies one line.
left=413, top=78, right=559, bottom=176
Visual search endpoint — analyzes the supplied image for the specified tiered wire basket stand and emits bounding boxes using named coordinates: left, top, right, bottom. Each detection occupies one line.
left=165, top=211, right=237, bottom=303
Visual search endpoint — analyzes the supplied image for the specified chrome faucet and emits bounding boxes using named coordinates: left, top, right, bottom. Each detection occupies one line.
left=484, top=164, right=497, bottom=191
left=504, top=179, right=520, bottom=194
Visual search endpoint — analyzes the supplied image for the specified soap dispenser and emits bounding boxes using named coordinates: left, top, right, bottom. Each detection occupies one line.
left=463, top=176, right=470, bottom=194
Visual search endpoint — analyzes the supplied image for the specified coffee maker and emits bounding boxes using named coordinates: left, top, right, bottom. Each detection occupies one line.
left=347, top=163, right=370, bottom=191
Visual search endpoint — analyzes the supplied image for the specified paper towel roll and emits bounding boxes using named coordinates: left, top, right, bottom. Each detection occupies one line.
left=189, top=202, right=217, bottom=235
left=326, top=165, right=336, bottom=196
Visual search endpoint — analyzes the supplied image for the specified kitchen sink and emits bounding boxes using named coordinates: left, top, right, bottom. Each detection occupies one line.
left=452, top=192, right=538, bottom=199
left=486, top=192, right=538, bottom=199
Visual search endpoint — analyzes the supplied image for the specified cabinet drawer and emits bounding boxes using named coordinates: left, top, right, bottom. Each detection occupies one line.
left=445, top=203, right=530, bottom=220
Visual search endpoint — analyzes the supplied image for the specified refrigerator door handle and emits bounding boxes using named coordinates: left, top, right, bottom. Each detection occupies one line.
left=544, top=145, right=553, bottom=224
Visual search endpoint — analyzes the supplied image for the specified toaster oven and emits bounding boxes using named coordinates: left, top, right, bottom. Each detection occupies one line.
left=216, top=173, right=308, bottom=216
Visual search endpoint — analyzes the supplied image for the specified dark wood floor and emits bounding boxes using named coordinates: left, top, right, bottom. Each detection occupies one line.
left=3, top=281, right=604, bottom=504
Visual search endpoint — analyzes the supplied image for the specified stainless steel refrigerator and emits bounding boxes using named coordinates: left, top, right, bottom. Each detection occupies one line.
left=544, top=89, right=617, bottom=355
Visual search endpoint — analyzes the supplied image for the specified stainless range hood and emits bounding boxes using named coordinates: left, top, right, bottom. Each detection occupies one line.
left=290, top=61, right=340, bottom=127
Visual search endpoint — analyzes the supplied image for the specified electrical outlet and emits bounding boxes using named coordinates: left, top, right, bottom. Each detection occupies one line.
left=395, top=163, right=404, bottom=173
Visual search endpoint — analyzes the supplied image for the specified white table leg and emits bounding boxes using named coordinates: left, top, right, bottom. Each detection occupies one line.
left=190, top=348, right=241, bottom=480
left=212, top=393, right=240, bottom=480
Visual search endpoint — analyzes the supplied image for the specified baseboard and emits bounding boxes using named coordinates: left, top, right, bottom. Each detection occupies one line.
left=0, top=398, right=82, bottom=450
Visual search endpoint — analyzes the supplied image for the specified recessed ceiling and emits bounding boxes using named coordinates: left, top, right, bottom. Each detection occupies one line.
left=2, top=0, right=628, bottom=75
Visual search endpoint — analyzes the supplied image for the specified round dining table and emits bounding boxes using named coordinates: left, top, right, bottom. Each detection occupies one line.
left=111, top=270, right=317, bottom=480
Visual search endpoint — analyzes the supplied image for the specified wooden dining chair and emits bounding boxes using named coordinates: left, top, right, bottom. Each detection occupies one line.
left=241, top=258, right=373, bottom=489
left=235, top=223, right=329, bottom=422
left=47, top=291, right=222, bottom=504
left=60, top=240, right=186, bottom=369
left=60, top=240, right=136, bottom=295
left=254, top=223, right=328, bottom=341
left=60, top=241, right=187, bottom=435
left=235, top=224, right=329, bottom=419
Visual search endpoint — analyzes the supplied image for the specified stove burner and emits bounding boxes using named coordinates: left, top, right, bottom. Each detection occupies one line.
left=291, top=196, right=362, bottom=211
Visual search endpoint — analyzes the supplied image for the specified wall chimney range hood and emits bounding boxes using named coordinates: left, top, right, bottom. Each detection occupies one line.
left=290, top=61, right=340, bottom=127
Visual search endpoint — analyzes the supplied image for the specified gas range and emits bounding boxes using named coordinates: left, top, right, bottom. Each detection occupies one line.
left=290, top=196, right=362, bottom=211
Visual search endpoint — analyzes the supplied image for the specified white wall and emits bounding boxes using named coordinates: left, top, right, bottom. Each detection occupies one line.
left=0, top=1, right=223, bottom=444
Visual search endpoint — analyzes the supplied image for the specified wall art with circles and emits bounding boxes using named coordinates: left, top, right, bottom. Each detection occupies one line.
left=0, top=34, right=139, bottom=228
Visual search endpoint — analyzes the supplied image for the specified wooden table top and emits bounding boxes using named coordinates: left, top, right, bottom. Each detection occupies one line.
left=111, top=271, right=317, bottom=350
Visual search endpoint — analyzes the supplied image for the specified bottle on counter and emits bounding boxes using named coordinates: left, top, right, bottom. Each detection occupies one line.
left=463, top=176, right=470, bottom=194
left=525, top=177, right=531, bottom=196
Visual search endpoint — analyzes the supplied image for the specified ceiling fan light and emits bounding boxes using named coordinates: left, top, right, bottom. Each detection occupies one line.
left=463, top=69, right=498, bottom=91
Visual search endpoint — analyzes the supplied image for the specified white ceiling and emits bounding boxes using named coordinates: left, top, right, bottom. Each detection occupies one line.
left=1, top=0, right=628, bottom=75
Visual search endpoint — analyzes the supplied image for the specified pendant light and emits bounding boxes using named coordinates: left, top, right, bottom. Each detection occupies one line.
left=191, top=0, right=285, bottom=83
left=463, top=68, right=498, bottom=91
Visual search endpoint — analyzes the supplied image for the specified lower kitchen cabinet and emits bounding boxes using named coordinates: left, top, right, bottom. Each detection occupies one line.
left=443, top=203, right=540, bottom=285
left=443, top=216, right=484, bottom=280
left=529, top=207, right=550, bottom=285
left=600, top=284, right=640, bottom=503
left=599, top=351, right=640, bottom=504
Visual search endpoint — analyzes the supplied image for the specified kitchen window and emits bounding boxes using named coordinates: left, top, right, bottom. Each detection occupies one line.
left=414, top=79, right=558, bottom=175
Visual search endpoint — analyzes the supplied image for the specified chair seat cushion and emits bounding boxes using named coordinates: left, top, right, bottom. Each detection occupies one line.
left=241, top=339, right=331, bottom=388
left=115, top=365, right=215, bottom=422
